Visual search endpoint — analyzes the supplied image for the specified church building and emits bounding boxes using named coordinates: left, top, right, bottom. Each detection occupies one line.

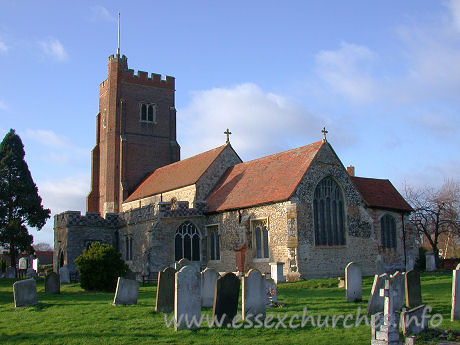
left=54, top=52, right=417, bottom=280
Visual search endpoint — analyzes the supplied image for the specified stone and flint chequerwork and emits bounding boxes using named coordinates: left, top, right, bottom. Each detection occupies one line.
left=54, top=51, right=418, bottom=280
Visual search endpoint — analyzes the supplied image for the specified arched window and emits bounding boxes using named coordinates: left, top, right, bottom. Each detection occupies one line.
left=253, top=219, right=269, bottom=259
left=381, top=214, right=397, bottom=249
left=139, top=103, right=156, bottom=123
left=175, top=221, right=201, bottom=261
left=147, top=105, right=154, bottom=122
left=313, top=176, right=346, bottom=246
left=141, top=104, right=147, bottom=121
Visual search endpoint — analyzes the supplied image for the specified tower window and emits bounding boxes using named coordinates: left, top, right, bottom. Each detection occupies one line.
left=139, top=103, right=156, bottom=123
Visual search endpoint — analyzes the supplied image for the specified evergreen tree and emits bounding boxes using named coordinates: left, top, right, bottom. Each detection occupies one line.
left=0, top=129, right=50, bottom=268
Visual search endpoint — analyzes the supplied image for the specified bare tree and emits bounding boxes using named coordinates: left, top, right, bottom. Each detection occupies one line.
left=33, top=242, right=53, bottom=251
left=404, top=180, right=460, bottom=263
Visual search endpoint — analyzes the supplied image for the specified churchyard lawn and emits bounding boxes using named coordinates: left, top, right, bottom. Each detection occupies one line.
left=0, top=272, right=458, bottom=345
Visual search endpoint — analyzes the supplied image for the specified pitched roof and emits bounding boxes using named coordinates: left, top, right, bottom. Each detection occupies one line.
left=125, top=145, right=228, bottom=202
left=350, top=176, right=413, bottom=212
left=206, top=140, right=324, bottom=213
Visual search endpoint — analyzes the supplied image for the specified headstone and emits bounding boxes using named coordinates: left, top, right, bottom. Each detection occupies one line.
left=19, top=257, right=27, bottom=270
left=338, top=277, right=345, bottom=288
left=371, top=280, right=401, bottom=345
left=6, top=267, right=15, bottom=279
left=32, top=258, right=39, bottom=272
left=405, top=270, right=422, bottom=308
left=112, top=277, right=139, bottom=306
left=345, top=262, right=362, bottom=302
left=401, top=305, right=428, bottom=335
left=264, top=277, right=277, bottom=306
left=390, top=271, right=405, bottom=311
left=175, top=258, right=191, bottom=271
left=26, top=267, right=36, bottom=278
left=406, top=257, right=415, bottom=272
left=242, top=269, right=266, bottom=321
left=201, top=268, right=219, bottom=308
left=45, top=272, right=60, bottom=294
left=59, top=266, right=70, bottom=284
left=376, top=256, right=386, bottom=275
left=451, top=265, right=460, bottom=321
left=367, top=273, right=389, bottom=316
left=155, top=267, right=176, bottom=313
left=213, top=272, right=240, bottom=326
left=425, top=252, right=436, bottom=271
left=270, top=262, right=285, bottom=284
left=174, top=265, right=201, bottom=330
left=13, top=278, right=38, bottom=308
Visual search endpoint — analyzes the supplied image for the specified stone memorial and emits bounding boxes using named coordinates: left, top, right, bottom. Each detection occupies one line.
left=367, top=273, right=388, bottom=316
left=174, top=265, right=201, bottom=330
left=59, top=266, right=70, bottom=284
left=175, top=258, right=191, bottom=271
left=45, top=272, right=60, bottom=294
left=112, top=277, right=139, bottom=306
left=19, top=257, right=27, bottom=270
left=338, top=277, right=345, bottom=288
left=6, top=267, right=15, bottom=279
left=155, top=267, right=176, bottom=313
left=26, top=267, right=36, bottom=278
left=451, top=263, right=460, bottom=321
left=270, top=262, right=285, bottom=284
left=201, top=268, right=219, bottom=308
left=405, top=270, right=422, bottom=308
left=401, top=305, right=428, bottom=335
left=213, top=272, right=240, bottom=326
left=345, top=262, right=362, bottom=302
left=242, top=269, right=266, bottom=321
left=376, top=257, right=386, bottom=275
left=13, top=278, right=38, bottom=308
left=264, top=277, right=277, bottom=306
left=390, top=271, right=405, bottom=311
left=425, top=252, right=436, bottom=272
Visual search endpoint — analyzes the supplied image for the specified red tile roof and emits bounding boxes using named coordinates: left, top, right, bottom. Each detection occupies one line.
left=206, top=141, right=324, bottom=213
left=125, top=145, right=228, bottom=202
left=350, top=176, right=413, bottom=212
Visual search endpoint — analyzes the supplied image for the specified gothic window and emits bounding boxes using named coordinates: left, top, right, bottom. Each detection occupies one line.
left=175, top=221, right=201, bottom=262
left=139, top=103, right=156, bottom=123
left=207, top=225, right=220, bottom=261
left=125, top=236, right=133, bottom=261
left=313, top=176, right=346, bottom=246
left=252, top=219, right=269, bottom=259
left=381, top=214, right=397, bottom=249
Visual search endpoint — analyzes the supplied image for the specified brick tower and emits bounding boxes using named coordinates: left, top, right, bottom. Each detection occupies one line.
left=86, top=53, right=180, bottom=215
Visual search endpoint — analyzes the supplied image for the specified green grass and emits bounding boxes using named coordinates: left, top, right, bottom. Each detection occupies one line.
left=0, top=272, right=458, bottom=345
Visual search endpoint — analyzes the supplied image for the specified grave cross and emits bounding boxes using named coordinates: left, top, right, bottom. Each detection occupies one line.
left=224, top=128, right=232, bottom=144
left=321, top=127, right=328, bottom=142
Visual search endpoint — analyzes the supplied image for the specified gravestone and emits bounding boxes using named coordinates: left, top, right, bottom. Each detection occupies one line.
left=425, top=252, right=436, bottom=271
left=19, top=257, right=27, bottom=270
left=213, top=272, right=240, bottom=326
left=175, top=258, right=191, bottom=271
left=401, top=305, right=428, bottom=335
left=270, top=262, right=285, bottom=284
left=338, top=277, right=345, bottom=288
left=45, top=272, right=60, bottom=294
left=112, top=277, right=139, bottom=306
left=6, top=267, right=15, bottom=279
left=390, top=271, right=405, bottom=311
left=174, top=265, right=201, bottom=330
left=345, top=262, right=362, bottom=302
left=405, top=270, right=422, bottom=308
left=13, top=278, right=38, bottom=308
left=451, top=264, right=460, bottom=321
left=59, top=266, right=70, bottom=284
left=201, top=268, right=219, bottom=308
left=242, top=269, right=266, bottom=321
left=406, top=257, right=415, bottom=272
left=367, top=273, right=389, bottom=316
left=155, top=267, right=176, bottom=313
left=376, top=257, right=386, bottom=275
left=26, top=267, right=36, bottom=279
left=264, top=277, right=277, bottom=306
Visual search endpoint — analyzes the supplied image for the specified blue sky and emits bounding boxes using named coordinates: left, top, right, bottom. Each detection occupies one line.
left=0, top=1, right=459, bottom=246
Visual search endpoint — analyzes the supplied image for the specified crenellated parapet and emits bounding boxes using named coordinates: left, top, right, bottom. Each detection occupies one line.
left=54, top=211, right=119, bottom=229
left=119, top=204, right=157, bottom=226
left=158, top=200, right=206, bottom=218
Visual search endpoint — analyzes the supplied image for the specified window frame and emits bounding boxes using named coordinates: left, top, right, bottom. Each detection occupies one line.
left=139, top=102, right=157, bottom=123
left=125, top=235, right=133, bottom=262
left=175, top=221, right=202, bottom=262
left=205, top=224, right=221, bottom=262
left=250, top=217, right=270, bottom=261
left=380, top=213, right=397, bottom=250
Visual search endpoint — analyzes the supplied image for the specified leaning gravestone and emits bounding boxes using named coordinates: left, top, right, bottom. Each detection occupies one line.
left=345, top=262, right=362, bottom=302
left=405, top=270, right=422, bottom=308
left=26, top=267, right=36, bottom=279
left=155, top=267, right=176, bottom=313
left=390, top=271, right=405, bottom=311
left=213, top=272, right=240, bottom=326
left=175, top=258, right=191, bottom=271
left=201, top=268, right=219, bottom=308
left=451, top=263, right=460, bottom=321
left=242, top=269, right=266, bottom=321
left=174, top=265, right=201, bottom=331
left=264, top=277, right=277, bottom=306
left=6, top=267, right=16, bottom=279
left=376, top=258, right=386, bottom=275
left=401, top=305, right=428, bottom=335
left=13, top=278, right=38, bottom=308
left=45, top=272, right=60, bottom=294
left=59, top=266, right=70, bottom=284
left=425, top=252, right=436, bottom=272
left=112, top=277, right=139, bottom=306
left=366, top=273, right=388, bottom=316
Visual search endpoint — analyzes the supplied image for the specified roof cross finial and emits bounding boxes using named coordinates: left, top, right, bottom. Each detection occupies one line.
left=321, top=126, right=328, bottom=142
left=224, top=128, right=232, bottom=144
left=116, top=10, right=121, bottom=57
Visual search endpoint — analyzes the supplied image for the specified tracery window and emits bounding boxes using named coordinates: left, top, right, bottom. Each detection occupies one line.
left=206, top=225, right=220, bottom=261
left=175, top=221, right=201, bottom=261
left=252, top=219, right=269, bottom=259
left=139, top=103, right=156, bottom=123
left=381, top=214, right=397, bottom=249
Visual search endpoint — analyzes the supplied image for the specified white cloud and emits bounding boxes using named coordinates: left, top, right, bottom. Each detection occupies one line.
left=89, top=6, right=116, bottom=22
left=0, top=41, right=7, bottom=53
left=178, top=83, right=346, bottom=161
left=0, top=100, right=7, bottom=111
left=315, top=42, right=379, bottom=104
left=448, top=0, right=460, bottom=31
left=38, top=38, right=68, bottom=62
